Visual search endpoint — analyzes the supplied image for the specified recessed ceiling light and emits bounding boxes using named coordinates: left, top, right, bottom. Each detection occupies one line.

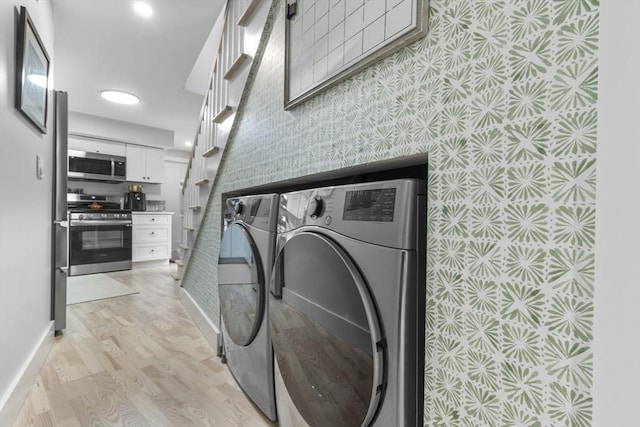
left=101, top=90, right=139, bottom=105
left=185, top=141, right=192, bottom=147
left=133, top=2, right=153, bottom=18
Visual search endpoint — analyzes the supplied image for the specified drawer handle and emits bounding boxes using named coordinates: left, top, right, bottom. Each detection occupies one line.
left=150, top=249, right=155, bottom=253
left=151, top=218, right=155, bottom=221
left=150, top=231, right=155, bottom=235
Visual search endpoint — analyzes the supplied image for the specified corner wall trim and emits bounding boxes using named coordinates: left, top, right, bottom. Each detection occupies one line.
left=179, top=289, right=221, bottom=355
left=0, top=322, right=54, bottom=426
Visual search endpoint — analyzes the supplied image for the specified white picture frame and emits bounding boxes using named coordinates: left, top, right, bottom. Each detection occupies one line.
left=284, top=0, right=429, bottom=109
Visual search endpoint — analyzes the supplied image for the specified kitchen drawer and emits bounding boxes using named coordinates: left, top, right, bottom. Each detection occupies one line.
left=132, top=214, right=170, bottom=225
left=132, top=243, right=170, bottom=261
left=133, top=226, right=169, bottom=242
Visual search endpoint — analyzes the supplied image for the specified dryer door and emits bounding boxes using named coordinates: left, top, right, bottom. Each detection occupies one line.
left=270, top=231, right=384, bottom=427
left=218, top=222, right=264, bottom=347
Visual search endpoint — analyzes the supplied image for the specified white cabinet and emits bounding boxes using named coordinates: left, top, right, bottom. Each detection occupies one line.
left=132, top=213, right=172, bottom=265
left=126, top=145, right=164, bottom=183
left=68, top=136, right=126, bottom=156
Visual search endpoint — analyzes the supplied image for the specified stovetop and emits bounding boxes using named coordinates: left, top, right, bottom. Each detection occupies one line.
left=67, top=194, right=121, bottom=210
left=69, top=208, right=131, bottom=214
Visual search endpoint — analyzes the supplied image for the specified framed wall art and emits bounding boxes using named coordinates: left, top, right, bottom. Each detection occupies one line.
left=284, top=0, right=429, bottom=109
left=15, top=6, right=50, bottom=133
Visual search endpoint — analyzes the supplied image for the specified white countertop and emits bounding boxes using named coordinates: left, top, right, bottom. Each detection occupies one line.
left=131, top=211, right=174, bottom=215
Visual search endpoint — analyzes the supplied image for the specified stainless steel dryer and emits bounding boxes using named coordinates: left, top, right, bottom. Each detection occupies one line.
left=218, top=194, right=278, bottom=421
left=270, top=179, right=426, bottom=427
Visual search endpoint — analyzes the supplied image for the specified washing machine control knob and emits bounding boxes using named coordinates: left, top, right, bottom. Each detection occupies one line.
left=307, top=196, right=324, bottom=219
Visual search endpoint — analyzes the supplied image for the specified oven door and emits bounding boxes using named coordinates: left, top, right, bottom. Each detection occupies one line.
left=69, top=221, right=132, bottom=276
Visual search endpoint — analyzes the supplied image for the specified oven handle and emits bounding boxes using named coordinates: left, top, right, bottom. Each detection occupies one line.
left=70, top=220, right=133, bottom=227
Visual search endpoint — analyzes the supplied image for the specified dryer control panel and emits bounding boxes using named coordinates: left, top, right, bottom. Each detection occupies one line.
left=343, top=188, right=396, bottom=222
left=279, top=179, right=425, bottom=250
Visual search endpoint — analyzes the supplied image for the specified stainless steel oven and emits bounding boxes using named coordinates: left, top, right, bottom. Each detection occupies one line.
left=68, top=210, right=132, bottom=276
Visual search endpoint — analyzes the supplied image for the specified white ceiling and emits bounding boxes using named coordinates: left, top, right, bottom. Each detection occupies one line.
left=52, top=0, right=226, bottom=151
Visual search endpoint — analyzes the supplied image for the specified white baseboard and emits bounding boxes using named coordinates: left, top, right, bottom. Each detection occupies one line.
left=178, top=289, right=222, bottom=355
left=0, top=322, right=54, bottom=426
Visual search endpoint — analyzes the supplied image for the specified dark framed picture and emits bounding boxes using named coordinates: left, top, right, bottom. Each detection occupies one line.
left=15, top=6, right=50, bottom=133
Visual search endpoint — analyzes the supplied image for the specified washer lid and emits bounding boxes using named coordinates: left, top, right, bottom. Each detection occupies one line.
left=270, top=232, right=384, bottom=427
left=218, top=223, right=264, bottom=347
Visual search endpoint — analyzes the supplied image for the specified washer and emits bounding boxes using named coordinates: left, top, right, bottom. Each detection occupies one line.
left=270, top=179, right=426, bottom=427
left=218, top=193, right=278, bottom=421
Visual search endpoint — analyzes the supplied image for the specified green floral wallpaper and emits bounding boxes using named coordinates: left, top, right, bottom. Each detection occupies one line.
left=182, top=0, right=599, bottom=425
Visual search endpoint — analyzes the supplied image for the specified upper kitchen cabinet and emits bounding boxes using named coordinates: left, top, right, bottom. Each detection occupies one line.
left=126, top=144, right=164, bottom=183
left=68, top=136, right=126, bottom=156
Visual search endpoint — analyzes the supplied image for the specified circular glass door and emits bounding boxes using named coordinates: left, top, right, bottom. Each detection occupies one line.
left=270, top=232, right=384, bottom=427
left=218, top=223, right=264, bottom=347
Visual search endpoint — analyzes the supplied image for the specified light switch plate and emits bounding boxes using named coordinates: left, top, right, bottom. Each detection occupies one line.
left=36, top=155, right=44, bottom=179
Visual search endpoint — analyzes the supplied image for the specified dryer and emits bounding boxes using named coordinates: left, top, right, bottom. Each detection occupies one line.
left=218, top=193, right=278, bottom=421
left=270, top=179, right=426, bottom=427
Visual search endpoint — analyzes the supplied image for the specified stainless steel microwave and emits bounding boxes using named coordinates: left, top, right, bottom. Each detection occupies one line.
left=68, top=149, right=126, bottom=182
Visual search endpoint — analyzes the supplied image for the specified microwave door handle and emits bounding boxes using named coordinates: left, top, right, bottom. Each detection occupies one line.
left=111, top=158, right=115, bottom=178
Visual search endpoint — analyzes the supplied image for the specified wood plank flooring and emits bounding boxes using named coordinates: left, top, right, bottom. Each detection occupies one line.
left=13, top=265, right=276, bottom=427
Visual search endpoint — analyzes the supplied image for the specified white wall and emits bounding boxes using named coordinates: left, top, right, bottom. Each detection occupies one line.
left=594, top=1, right=640, bottom=425
left=69, top=111, right=174, bottom=148
left=0, top=0, right=55, bottom=413
left=71, top=180, right=162, bottom=207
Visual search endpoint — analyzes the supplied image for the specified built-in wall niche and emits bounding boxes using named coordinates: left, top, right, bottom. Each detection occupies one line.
left=285, top=0, right=430, bottom=109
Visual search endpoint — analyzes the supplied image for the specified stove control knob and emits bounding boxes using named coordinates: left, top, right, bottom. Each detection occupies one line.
left=101, top=213, right=107, bottom=218
left=78, top=214, right=84, bottom=220
left=307, top=196, right=324, bottom=219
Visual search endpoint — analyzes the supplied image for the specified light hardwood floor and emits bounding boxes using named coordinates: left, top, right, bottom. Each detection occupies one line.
left=13, top=265, right=276, bottom=427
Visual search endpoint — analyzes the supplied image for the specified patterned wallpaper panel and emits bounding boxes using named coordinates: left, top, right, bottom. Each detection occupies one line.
left=182, top=0, right=599, bottom=425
